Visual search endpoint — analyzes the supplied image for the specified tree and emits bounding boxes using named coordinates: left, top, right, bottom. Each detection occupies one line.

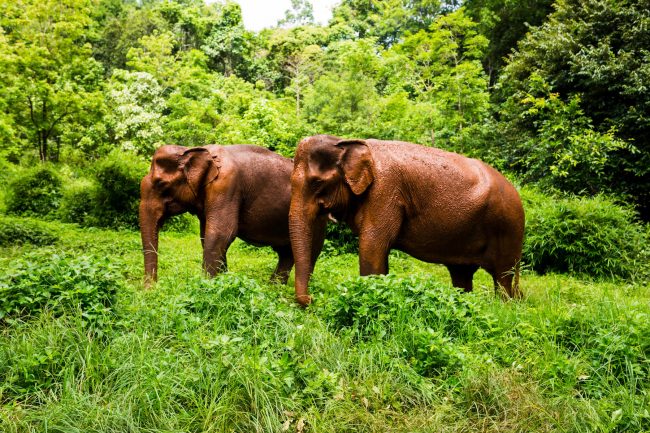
left=277, top=0, right=315, bottom=28
left=303, top=39, right=382, bottom=136
left=0, top=0, right=105, bottom=162
left=496, top=0, right=650, bottom=218
left=106, top=70, right=165, bottom=155
left=329, top=0, right=460, bottom=47
left=257, top=24, right=333, bottom=91
left=93, top=1, right=168, bottom=75
left=155, top=0, right=220, bottom=51
left=201, top=1, right=253, bottom=77
left=463, top=0, right=554, bottom=83
left=126, top=30, right=179, bottom=91
left=285, top=45, right=323, bottom=117
left=393, top=8, right=490, bottom=148
left=162, top=50, right=223, bottom=147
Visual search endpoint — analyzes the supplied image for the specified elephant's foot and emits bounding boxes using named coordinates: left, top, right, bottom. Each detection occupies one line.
left=143, top=274, right=157, bottom=290
left=296, top=294, right=312, bottom=307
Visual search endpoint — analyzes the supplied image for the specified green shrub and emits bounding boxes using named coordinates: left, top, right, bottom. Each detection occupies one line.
left=0, top=251, right=121, bottom=325
left=0, top=157, right=18, bottom=213
left=5, top=165, right=62, bottom=217
left=91, top=151, right=148, bottom=230
left=522, top=187, right=650, bottom=280
left=58, top=178, right=97, bottom=226
left=161, top=213, right=197, bottom=233
left=57, top=165, right=195, bottom=232
left=322, top=222, right=358, bottom=256
left=0, top=216, right=59, bottom=246
left=321, top=275, right=484, bottom=335
left=319, top=275, right=488, bottom=376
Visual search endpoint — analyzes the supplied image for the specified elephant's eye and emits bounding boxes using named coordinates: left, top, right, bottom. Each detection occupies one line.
left=308, top=176, right=324, bottom=188
left=313, top=180, right=330, bottom=194
left=155, top=158, right=178, bottom=173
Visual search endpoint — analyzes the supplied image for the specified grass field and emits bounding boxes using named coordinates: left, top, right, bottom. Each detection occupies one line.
left=1, top=219, right=649, bottom=432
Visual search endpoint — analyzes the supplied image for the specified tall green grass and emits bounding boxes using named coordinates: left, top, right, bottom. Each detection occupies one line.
left=0, top=220, right=648, bottom=432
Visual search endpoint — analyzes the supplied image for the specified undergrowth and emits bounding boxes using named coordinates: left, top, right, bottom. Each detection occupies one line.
left=0, top=220, right=648, bottom=432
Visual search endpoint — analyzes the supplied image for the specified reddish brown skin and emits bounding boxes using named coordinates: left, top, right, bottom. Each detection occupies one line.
left=140, top=144, right=294, bottom=285
left=289, top=135, right=525, bottom=306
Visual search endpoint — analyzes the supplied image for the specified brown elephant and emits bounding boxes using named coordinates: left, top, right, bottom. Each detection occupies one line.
left=289, top=135, right=525, bottom=306
left=140, top=144, right=294, bottom=285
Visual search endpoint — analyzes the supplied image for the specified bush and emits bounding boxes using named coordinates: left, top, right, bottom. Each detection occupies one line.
left=0, top=157, right=18, bottom=213
left=5, top=165, right=62, bottom=217
left=0, top=216, right=59, bottom=247
left=91, top=151, right=148, bottom=229
left=0, top=251, right=121, bottom=325
left=322, top=222, right=358, bottom=256
left=321, top=275, right=485, bottom=336
left=161, top=213, right=197, bottom=233
left=319, top=275, right=489, bottom=376
left=58, top=178, right=97, bottom=226
left=522, top=187, right=650, bottom=280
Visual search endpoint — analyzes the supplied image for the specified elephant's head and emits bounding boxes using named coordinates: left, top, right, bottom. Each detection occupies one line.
left=140, top=145, right=221, bottom=285
left=148, top=145, right=221, bottom=205
left=289, top=135, right=375, bottom=305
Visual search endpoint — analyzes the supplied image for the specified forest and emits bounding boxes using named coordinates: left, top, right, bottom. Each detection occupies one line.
left=0, top=0, right=649, bottom=431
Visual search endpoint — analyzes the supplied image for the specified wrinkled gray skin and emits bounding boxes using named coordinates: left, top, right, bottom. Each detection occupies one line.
left=289, top=135, right=525, bottom=306
left=140, top=144, right=294, bottom=285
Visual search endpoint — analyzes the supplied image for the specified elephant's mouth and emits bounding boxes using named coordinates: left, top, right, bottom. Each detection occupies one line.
left=326, top=205, right=351, bottom=226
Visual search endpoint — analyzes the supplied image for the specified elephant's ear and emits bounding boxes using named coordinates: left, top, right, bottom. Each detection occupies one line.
left=336, top=139, right=374, bottom=195
left=180, top=148, right=221, bottom=195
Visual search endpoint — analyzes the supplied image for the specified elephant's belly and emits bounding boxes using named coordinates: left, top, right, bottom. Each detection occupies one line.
left=394, top=221, right=489, bottom=265
left=238, top=211, right=291, bottom=248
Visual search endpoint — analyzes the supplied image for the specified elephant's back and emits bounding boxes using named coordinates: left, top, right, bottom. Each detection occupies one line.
left=223, top=145, right=293, bottom=177
left=218, top=145, right=293, bottom=247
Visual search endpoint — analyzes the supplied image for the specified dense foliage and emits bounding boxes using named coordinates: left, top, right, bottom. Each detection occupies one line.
left=0, top=216, right=59, bottom=247
left=5, top=166, right=62, bottom=217
left=91, top=151, right=149, bottom=229
left=493, top=0, right=650, bottom=217
left=1, top=0, right=647, bottom=217
left=521, top=188, right=650, bottom=280
left=0, top=250, right=119, bottom=324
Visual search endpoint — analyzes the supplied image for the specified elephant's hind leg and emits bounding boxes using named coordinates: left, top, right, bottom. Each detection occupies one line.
left=446, top=264, right=479, bottom=293
left=491, top=261, right=522, bottom=299
left=271, top=245, right=294, bottom=284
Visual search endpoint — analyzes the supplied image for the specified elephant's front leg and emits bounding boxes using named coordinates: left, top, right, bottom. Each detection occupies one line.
left=271, top=245, right=294, bottom=284
left=358, top=232, right=392, bottom=276
left=202, top=211, right=238, bottom=276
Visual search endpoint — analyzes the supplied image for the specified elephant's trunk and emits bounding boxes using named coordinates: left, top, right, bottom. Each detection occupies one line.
left=289, top=186, right=320, bottom=307
left=139, top=187, right=164, bottom=287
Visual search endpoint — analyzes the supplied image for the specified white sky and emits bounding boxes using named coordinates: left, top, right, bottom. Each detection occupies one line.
left=210, top=0, right=341, bottom=31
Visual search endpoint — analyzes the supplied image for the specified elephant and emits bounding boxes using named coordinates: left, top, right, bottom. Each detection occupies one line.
left=140, top=144, right=294, bottom=285
left=289, top=135, right=525, bottom=306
